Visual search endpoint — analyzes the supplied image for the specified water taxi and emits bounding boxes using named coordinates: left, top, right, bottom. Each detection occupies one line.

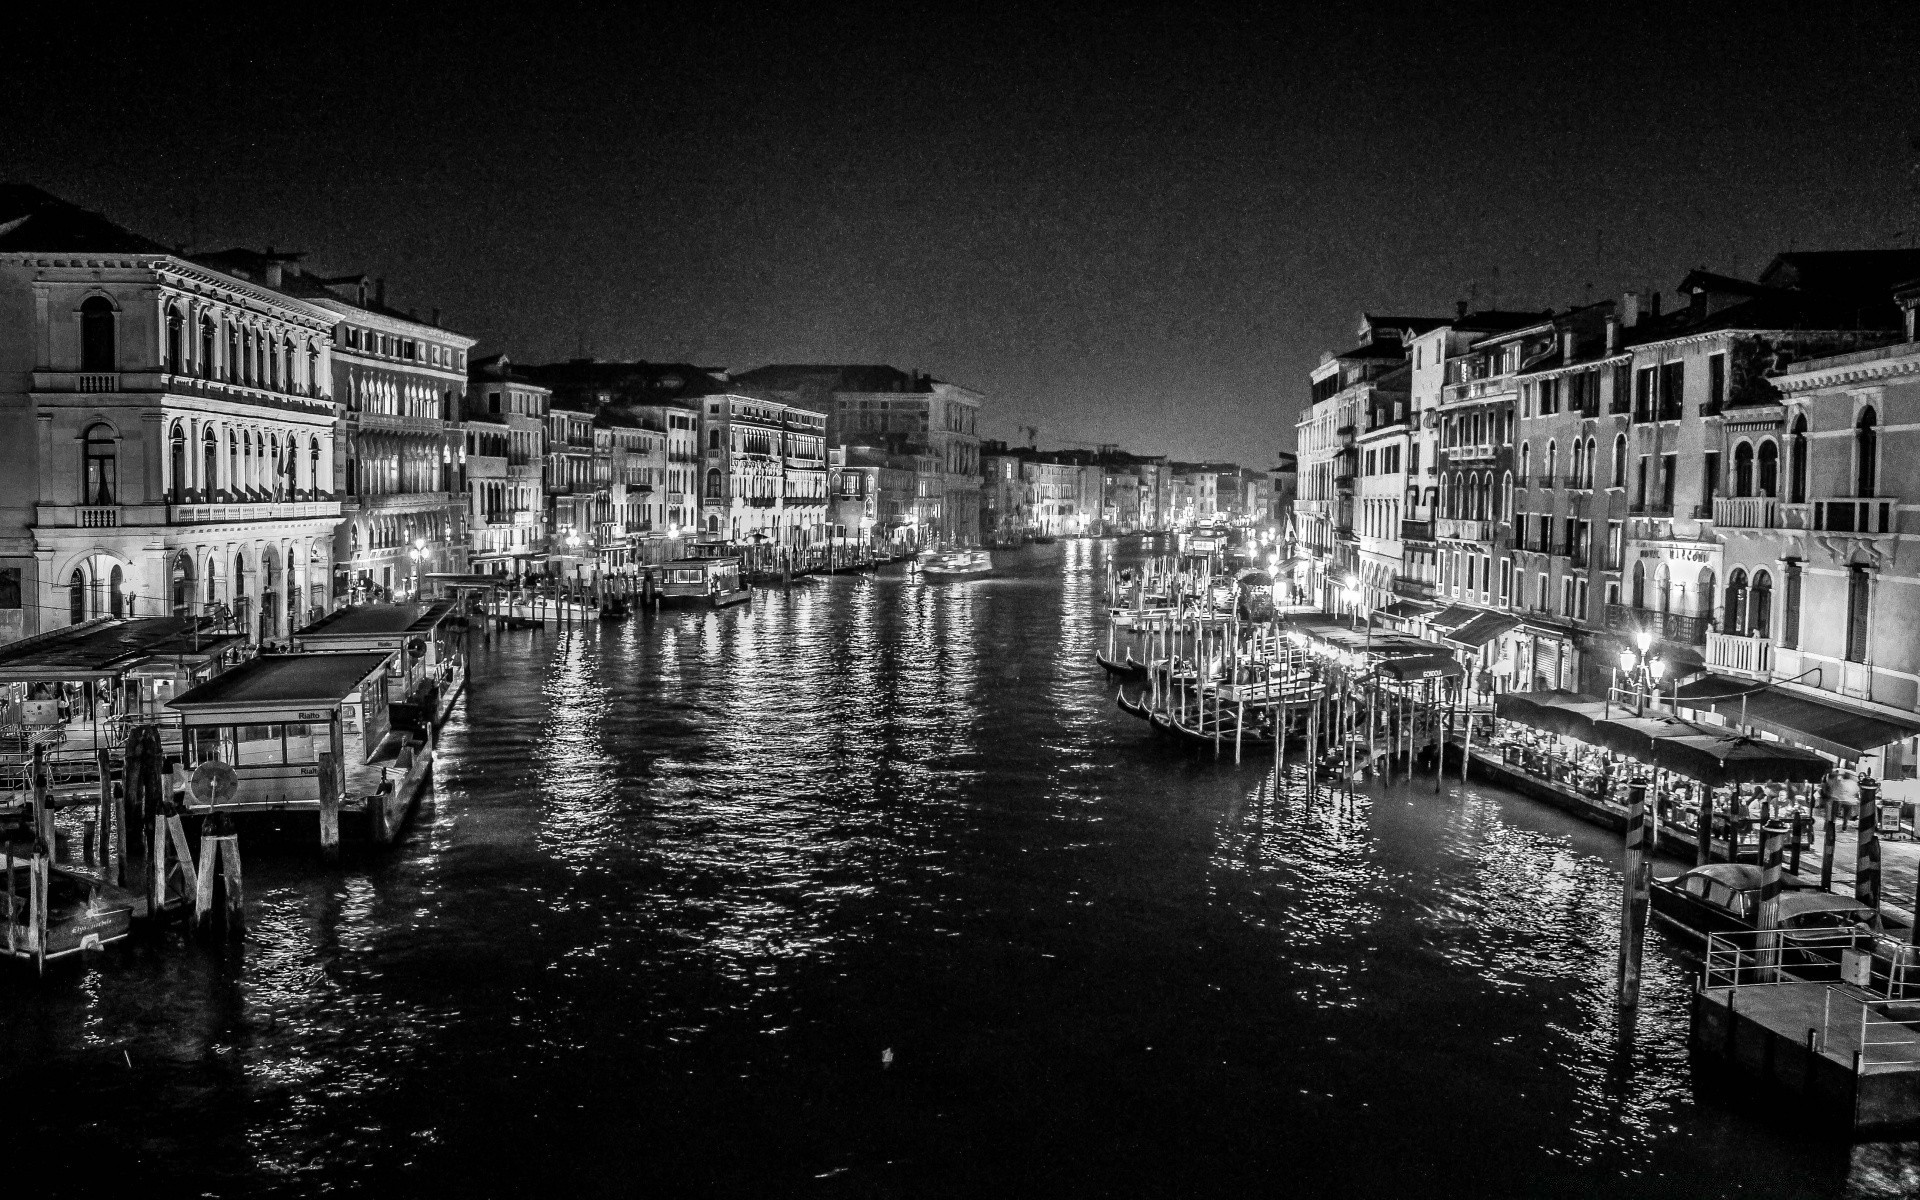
left=921, top=549, right=994, bottom=577
left=658, top=558, right=751, bottom=608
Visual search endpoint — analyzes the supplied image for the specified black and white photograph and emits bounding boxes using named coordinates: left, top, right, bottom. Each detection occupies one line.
left=5, top=3, right=1920, bottom=1196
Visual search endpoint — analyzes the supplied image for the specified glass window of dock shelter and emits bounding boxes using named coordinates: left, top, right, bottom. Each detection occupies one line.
left=186, top=721, right=321, bottom=766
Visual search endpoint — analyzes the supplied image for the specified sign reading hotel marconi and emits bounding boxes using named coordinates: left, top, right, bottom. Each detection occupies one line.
left=1636, top=544, right=1714, bottom=564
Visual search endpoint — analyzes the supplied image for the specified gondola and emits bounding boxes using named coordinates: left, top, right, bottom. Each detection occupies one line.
left=1094, top=649, right=1149, bottom=680
left=1116, top=690, right=1154, bottom=720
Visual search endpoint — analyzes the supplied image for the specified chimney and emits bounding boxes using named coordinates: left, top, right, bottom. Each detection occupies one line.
left=265, top=260, right=282, bottom=288
left=1561, top=330, right=1576, bottom=362
left=1650, top=291, right=1662, bottom=318
left=356, top=277, right=369, bottom=307
left=1604, top=313, right=1620, bottom=355
left=1689, top=288, right=1706, bottom=322
left=1622, top=291, right=1640, bottom=328
left=1455, top=300, right=1467, bottom=319
left=375, top=277, right=387, bottom=307
left=431, top=307, right=441, bottom=327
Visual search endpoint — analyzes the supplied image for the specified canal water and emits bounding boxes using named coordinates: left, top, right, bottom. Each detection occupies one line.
left=4, top=539, right=1919, bottom=1198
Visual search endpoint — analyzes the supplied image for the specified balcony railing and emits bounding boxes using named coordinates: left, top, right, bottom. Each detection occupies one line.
left=1712, top=496, right=1779, bottom=529
left=1392, top=575, right=1435, bottom=600
left=170, top=500, right=343, bottom=524
left=1605, top=603, right=1708, bottom=646
left=79, top=373, right=118, bottom=393
left=1435, top=517, right=1492, bottom=542
left=1447, top=444, right=1498, bottom=461
left=1399, top=519, right=1433, bottom=543
left=1807, top=496, right=1894, bottom=534
left=1706, top=629, right=1774, bottom=676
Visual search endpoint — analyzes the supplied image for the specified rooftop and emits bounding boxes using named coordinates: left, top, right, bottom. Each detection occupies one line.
left=169, top=652, right=394, bottom=711
left=0, top=185, right=173, bottom=256
left=294, top=602, right=455, bottom=640
left=0, top=617, right=240, bottom=681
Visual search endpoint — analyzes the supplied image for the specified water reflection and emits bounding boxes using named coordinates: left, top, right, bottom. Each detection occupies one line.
left=0, top=545, right=1913, bottom=1196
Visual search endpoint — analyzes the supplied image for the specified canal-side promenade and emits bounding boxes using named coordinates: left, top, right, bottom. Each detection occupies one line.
left=2, top=544, right=1915, bottom=1199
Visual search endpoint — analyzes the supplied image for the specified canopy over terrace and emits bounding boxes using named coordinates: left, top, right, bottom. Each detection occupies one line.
left=1674, top=675, right=1920, bottom=762
left=0, top=617, right=239, bottom=683
left=1498, top=696, right=1832, bottom=786
left=1493, top=690, right=1612, bottom=740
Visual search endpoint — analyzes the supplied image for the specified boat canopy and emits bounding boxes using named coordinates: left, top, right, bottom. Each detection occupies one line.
left=1373, top=653, right=1464, bottom=682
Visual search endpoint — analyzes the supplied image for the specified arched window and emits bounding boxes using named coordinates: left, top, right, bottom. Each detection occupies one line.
left=270, top=435, right=283, bottom=500
left=202, top=428, right=219, bottom=499
left=1751, top=569, right=1773, bottom=640
left=1733, top=441, right=1754, bottom=496
left=1857, top=407, right=1878, bottom=496
left=199, top=316, right=215, bottom=376
left=1570, top=439, right=1584, bottom=487
left=169, top=423, right=187, bottom=502
left=1450, top=471, right=1463, bottom=518
left=229, top=430, right=241, bottom=495
left=1612, top=434, right=1627, bottom=487
left=1757, top=440, right=1779, bottom=498
left=69, top=568, right=86, bottom=625
left=1725, top=568, right=1748, bottom=636
left=1584, top=438, right=1597, bottom=487
left=109, top=565, right=124, bottom=618
left=1632, top=560, right=1646, bottom=609
left=82, top=423, right=116, bottom=506
left=310, top=438, right=322, bottom=496
left=1655, top=562, right=1671, bottom=614
left=1545, top=440, right=1558, bottom=483
left=1699, top=568, right=1716, bottom=626
left=1521, top=442, right=1532, bottom=481
left=705, top=467, right=723, bottom=499
left=80, top=297, right=115, bottom=372
left=1789, top=414, right=1809, bottom=503
left=1502, top=471, right=1513, bottom=520
left=170, top=552, right=195, bottom=616
left=227, top=325, right=240, bottom=382
left=709, top=428, right=722, bottom=451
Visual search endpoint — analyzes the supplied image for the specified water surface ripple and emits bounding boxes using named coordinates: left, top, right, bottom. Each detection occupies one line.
left=3, top=541, right=1916, bottom=1197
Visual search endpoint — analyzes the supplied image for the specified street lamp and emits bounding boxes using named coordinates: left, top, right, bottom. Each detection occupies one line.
left=407, top=536, right=426, bottom=599
left=1618, top=630, right=1666, bottom=716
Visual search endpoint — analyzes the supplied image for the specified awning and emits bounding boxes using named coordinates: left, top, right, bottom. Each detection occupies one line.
left=1495, top=690, right=1612, bottom=739
left=1674, top=675, right=1920, bottom=760
left=1426, top=604, right=1479, bottom=632
left=1589, top=713, right=1831, bottom=785
left=1374, top=653, right=1465, bottom=682
left=1444, top=612, right=1521, bottom=649
left=1277, top=555, right=1312, bottom=572
left=1379, top=600, right=1431, bottom=621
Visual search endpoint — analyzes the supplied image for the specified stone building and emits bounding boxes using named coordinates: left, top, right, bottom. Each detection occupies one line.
left=464, top=355, right=549, bottom=582
left=0, top=187, right=343, bottom=644
left=195, top=250, right=474, bottom=605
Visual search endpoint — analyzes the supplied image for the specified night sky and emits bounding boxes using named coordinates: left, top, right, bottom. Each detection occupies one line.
left=8, top=4, right=1918, bottom=463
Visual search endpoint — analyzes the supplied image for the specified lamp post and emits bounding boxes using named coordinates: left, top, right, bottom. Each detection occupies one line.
left=1618, top=629, right=1666, bottom=717
left=406, top=536, right=426, bottom=600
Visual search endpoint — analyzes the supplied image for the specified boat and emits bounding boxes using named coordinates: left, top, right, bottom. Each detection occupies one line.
left=1028, top=535, right=1057, bottom=545
left=1094, top=649, right=1149, bottom=680
left=2, top=850, right=136, bottom=965
left=1117, top=690, right=1154, bottom=721
left=1650, top=862, right=1877, bottom=948
left=921, top=549, right=994, bottom=577
left=657, top=557, right=751, bottom=607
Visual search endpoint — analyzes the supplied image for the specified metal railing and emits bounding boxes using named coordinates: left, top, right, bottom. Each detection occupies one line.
left=1605, top=603, right=1708, bottom=645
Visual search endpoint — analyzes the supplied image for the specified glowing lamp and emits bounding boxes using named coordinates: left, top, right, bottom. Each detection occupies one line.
left=1633, top=630, right=1653, bottom=653
left=1620, top=651, right=1637, bottom=672
left=1649, top=659, right=1666, bottom=681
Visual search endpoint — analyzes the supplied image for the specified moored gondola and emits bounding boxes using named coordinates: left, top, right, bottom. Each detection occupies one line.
left=1094, top=648, right=1149, bottom=680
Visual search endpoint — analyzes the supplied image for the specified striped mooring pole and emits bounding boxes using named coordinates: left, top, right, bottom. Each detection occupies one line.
left=1618, top=776, right=1651, bottom=1010
left=1758, top=821, right=1789, bottom=982
left=1857, top=775, right=1882, bottom=921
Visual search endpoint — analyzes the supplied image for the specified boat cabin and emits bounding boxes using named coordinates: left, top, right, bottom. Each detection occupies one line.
left=657, top=558, right=748, bottom=607
left=166, top=651, right=396, bottom=814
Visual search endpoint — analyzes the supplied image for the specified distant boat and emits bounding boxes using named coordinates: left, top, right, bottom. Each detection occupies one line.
left=921, top=549, right=994, bottom=577
left=1029, top=535, right=1058, bottom=545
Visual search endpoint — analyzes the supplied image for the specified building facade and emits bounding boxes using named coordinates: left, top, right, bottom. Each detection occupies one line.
left=465, top=355, right=550, bottom=581
left=0, top=188, right=344, bottom=644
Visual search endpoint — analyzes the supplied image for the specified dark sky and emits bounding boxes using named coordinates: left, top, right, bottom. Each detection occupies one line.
left=8, top=3, right=1919, bottom=463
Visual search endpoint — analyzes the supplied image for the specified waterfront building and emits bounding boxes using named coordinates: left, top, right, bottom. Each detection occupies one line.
left=196, top=251, right=474, bottom=606
left=978, top=441, right=1027, bottom=545
left=1352, top=363, right=1411, bottom=614
left=780, top=406, right=830, bottom=548
left=1168, top=464, right=1220, bottom=526
left=0, top=187, right=344, bottom=644
left=1665, top=262, right=1920, bottom=793
left=1268, top=452, right=1298, bottom=541
left=838, top=444, right=918, bottom=546
left=463, top=355, right=550, bottom=582
left=731, top=364, right=984, bottom=544
left=699, top=393, right=793, bottom=545
left=544, top=396, right=600, bottom=576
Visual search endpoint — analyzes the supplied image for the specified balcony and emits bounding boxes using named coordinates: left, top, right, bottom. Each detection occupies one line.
left=1447, top=444, right=1497, bottom=462
left=1604, top=603, right=1708, bottom=646
left=169, top=500, right=343, bottom=524
left=1399, top=519, right=1433, bottom=543
left=744, top=496, right=778, bottom=508
left=1712, top=496, right=1779, bottom=529
left=1806, top=496, right=1894, bottom=535
left=1706, top=629, right=1774, bottom=677
left=35, top=503, right=166, bottom=529
left=1392, top=575, right=1435, bottom=600
left=1556, top=475, right=1592, bottom=491
left=1435, top=517, right=1492, bottom=542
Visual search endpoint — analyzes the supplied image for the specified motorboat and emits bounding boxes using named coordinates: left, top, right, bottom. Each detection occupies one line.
left=1650, top=862, right=1877, bottom=948
left=657, top=558, right=751, bottom=607
left=921, top=549, right=994, bottom=577
left=2, top=851, right=136, bottom=966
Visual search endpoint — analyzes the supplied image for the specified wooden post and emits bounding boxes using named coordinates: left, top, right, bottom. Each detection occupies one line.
left=1788, top=813, right=1804, bottom=877
left=1459, top=697, right=1473, bottom=784
left=1618, top=776, right=1650, bottom=1009
left=95, top=747, right=115, bottom=885
left=1857, top=776, right=1882, bottom=921
left=1235, top=697, right=1244, bottom=764
left=1696, top=779, right=1716, bottom=866
left=317, top=750, right=340, bottom=863
left=1821, top=768, right=1851, bottom=893
left=1757, top=821, right=1788, bottom=982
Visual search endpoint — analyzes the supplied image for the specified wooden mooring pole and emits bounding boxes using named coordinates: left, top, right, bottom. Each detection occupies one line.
left=1618, top=776, right=1650, bottom=1010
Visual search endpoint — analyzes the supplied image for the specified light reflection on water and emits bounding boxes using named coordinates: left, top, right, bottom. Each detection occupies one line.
left=0, top=541, right=1914, bottom=1196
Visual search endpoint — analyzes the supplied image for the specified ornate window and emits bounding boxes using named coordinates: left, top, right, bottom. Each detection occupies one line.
left=80, top=297, right=115, bottom=372
left=82, top=423, right=116, bottom=506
